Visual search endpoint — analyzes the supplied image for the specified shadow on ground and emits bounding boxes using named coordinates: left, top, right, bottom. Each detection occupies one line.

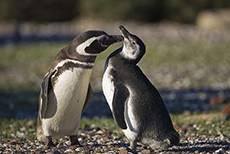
left=167, top=141, right=230, bottom=153
left=0, top=88, right=230, bottom=118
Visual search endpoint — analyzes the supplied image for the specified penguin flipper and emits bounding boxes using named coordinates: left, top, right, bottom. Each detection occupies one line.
left=40, top=70, right=56, bottom=118
left=112, top=83, right=128, bottom=129
left=82, top=84, right=93, bottom=113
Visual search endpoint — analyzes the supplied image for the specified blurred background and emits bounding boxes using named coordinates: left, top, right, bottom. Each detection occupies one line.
left=0, top=0, right=230, bottom=118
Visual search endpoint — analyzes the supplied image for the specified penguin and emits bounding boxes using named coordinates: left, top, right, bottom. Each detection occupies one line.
left=102, top=25, right=180, bottom=152
left=36, top=30, right=123, bottom=147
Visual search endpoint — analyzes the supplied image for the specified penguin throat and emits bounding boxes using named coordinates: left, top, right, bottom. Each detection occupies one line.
left=121, top=48, right=137, bottom=61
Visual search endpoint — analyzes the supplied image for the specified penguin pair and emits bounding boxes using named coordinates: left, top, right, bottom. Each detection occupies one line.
left=37, top=26, right=179, bottom=152
left=36, top=30, right=123, bottom=147
left=102, top=26, right=180, bottom=152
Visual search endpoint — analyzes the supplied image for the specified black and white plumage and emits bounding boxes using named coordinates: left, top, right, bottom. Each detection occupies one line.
left=102, top=26, right=179, bottom=152
left=36, top=30, right=122, bottom=147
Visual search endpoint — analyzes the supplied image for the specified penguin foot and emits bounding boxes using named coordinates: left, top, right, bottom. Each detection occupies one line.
left=46, top=136, right=56, bottom=148
left=130, top=140, right=137, bottom=154
left=69, top=135, right=83, bottom=146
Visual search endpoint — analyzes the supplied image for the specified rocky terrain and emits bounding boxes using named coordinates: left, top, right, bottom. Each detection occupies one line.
left=0, top=114, right=230, bottom=154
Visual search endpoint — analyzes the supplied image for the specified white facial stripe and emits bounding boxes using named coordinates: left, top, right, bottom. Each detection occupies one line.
left=76, top=35, right=104, bottom=56
left=54, top=59, right=94, bottom=71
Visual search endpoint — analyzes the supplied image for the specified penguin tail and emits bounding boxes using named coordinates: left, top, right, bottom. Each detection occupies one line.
left=145, top=139, right=171, bottom=150
left=36, top=116, right=46, bottom=141
left=166, top=129, right=180, bottom=147
left=36, top=126, right=46, bottom=141
left=142, top=130, right=180, bottom=150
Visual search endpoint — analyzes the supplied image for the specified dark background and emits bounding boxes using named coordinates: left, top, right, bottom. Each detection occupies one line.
left=0, top=0, right=230, bottom=23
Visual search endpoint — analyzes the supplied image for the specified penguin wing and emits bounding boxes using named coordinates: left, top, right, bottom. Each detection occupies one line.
left=112, top=83, right=129, bottom=129
left=40, top=70, right=56, bottom=118
left=81, top=84, right=93, bottom=113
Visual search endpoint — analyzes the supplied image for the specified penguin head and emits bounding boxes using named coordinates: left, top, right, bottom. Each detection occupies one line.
left=119, top=25, right=145, bottom=64
left=74, top=31, right=123, bottom=56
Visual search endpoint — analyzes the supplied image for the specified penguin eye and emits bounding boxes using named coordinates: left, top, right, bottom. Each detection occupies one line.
left=98, top=37, right=106, bottom=45
left=98, top=36, right=107, bottom=44
left=98, top=36, right=109, bottom=47
left=132, top=41, right=136, bottom=46
left=98, top=39, right=102, bottom=43
left=102, top=37, right=107, bottom=42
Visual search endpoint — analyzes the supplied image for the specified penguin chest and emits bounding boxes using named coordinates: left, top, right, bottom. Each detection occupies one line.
left=43, top=68, right=92, bottom=137
left=102, top=66, right=114, bottom=109
left=102, top=67, right=139, bottom=140
left=54, top=68, right=91, bottom=114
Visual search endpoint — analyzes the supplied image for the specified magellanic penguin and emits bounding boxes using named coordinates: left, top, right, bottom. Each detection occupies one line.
left=37, top=30, right=122, bottom=147
left=102, top=26, right=180, bottom=152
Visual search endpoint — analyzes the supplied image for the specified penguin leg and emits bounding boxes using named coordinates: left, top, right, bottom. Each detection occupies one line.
left=46, top=136, right=55, bottom=147
left=130, top=140, right=137, bottom=153
left=69, top=135, right=83, bottom=146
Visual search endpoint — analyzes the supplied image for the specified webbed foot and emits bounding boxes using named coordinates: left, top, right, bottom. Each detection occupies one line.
left=46, top=136, right=56, bottom=148
left=69, top=135, right=83, bottom=146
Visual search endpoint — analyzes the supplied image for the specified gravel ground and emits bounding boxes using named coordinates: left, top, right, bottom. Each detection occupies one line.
left=0, top=114, right=230, bottom=154
left=1, top=129, right=229, bottom=154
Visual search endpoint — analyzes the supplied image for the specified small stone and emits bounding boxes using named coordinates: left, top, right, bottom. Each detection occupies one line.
left=8, top=139, right=21, bottom=145
left=16, top=144, right=20, bottom=151
left=64, top=140, right=71, bottom=146
left=68, top=145, right=78, bottom=149
left=107, top=144, right=113, bottom=148
left=23, top=143, right=28, bottom=148
left=141, top=149, right=151, bottom=154
left=215, top=148, right=225, bottom=154
left=56, top=142, right=64, bottom=148
left=119, top=147, right=128, bottom=154
left=64, top=149, right=74, bottom=153
left=114, top=145, right=119, bottom=149
left=96, top=130, right=104, bottom=134
left=75, top=147, right=84, bottom=152
left=80, top=132, right=86, bottom=137
left=16, top=131, right=26, bottom=138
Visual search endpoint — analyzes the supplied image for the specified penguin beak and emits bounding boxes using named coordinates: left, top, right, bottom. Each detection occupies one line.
left=103, top=35, right=123, bottom=46
left=119, top=25, right=131, bottom=39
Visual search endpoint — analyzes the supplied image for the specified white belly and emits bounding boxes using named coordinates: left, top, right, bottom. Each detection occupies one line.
left=42, top=68, right=92, bottom=138
left=123, top=96, right=139, bottom=141
left=102, top=66, right=139, bottom=141
left=102, top=66, right=114, bottom=110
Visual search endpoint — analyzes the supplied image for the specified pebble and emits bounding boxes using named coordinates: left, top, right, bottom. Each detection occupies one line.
left=119, top=147, right=128, bottom=154
left=64, top=140, right=71, bottom=145
left=141, top=149, right=151, bottom=153
left=64, top=149, right=74, bottom=153
left=56, top=142, right=64, bottom=148
left=215, top=148, right=225, bottom=154
left=96, top=130, right=104, bottom=134
left=75, top=147, right=84, bottom=152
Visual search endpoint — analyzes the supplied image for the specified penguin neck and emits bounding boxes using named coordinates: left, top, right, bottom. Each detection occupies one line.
left=105, top=48, right=121, bottom=70
left=110, top=55, right=134, bottom=70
